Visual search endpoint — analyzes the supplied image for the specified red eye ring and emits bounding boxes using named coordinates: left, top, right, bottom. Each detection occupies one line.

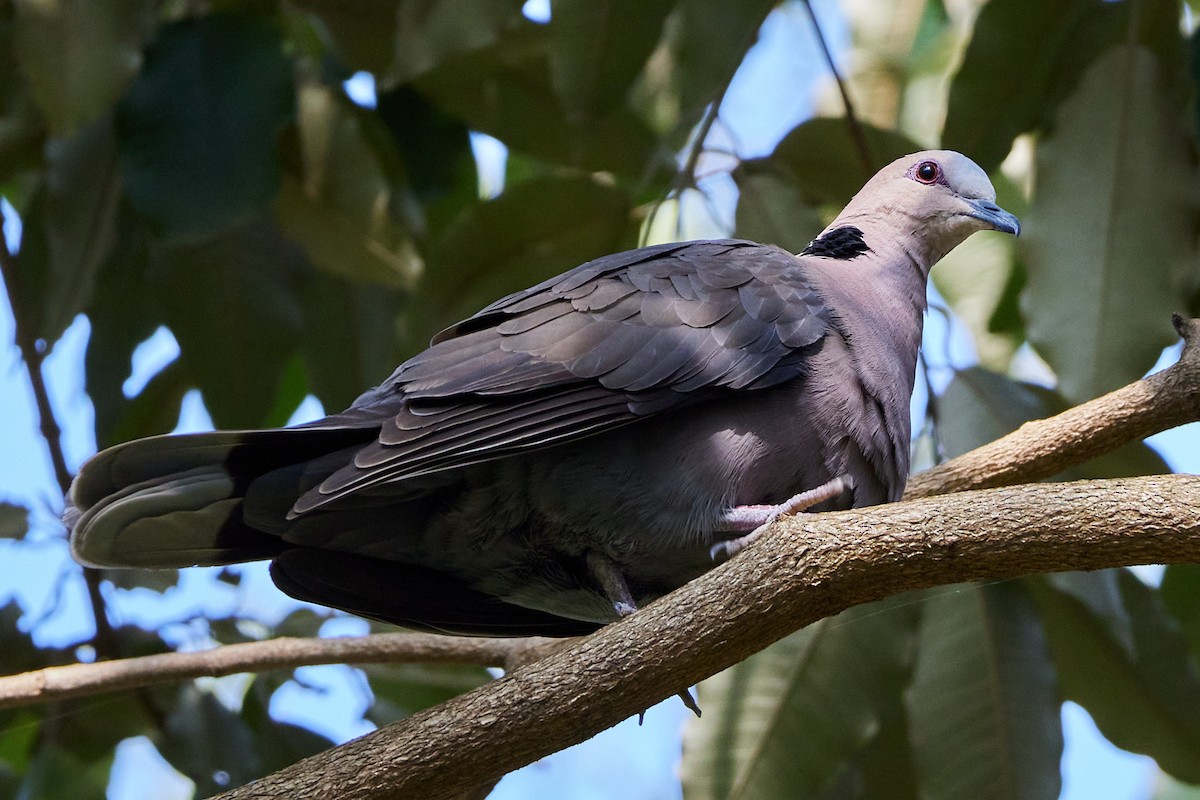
left=915, top=161, right=940, bottom=184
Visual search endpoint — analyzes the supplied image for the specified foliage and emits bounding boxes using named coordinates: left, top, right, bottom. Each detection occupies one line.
left=0, top=0, right=1198, bottom=797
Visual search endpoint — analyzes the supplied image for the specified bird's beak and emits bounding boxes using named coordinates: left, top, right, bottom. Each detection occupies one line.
left=966, top=198, right=1021, bottom=236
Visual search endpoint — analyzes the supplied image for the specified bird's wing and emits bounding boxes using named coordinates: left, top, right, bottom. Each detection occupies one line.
left=295, top=239, right=831, bottom=513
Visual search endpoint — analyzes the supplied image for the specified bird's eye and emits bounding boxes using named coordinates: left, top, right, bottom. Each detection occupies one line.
left=915, top=161, right=940, bottom=184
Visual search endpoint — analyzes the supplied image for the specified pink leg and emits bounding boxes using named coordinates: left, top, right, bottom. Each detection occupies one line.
left=710, top=475, right=852, bottom=561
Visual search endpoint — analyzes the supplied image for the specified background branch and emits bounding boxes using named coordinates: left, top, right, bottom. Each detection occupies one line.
left=0, top=634, right=561, bottom=710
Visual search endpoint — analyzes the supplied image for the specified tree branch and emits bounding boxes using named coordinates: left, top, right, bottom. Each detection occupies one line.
left=0, top=634, right=562, bottom=711
left=906, top=314, right=1200, bottom=498
left=213, top=474, right=1200, bottom=800
left=0, top=204, right=117, bottom=657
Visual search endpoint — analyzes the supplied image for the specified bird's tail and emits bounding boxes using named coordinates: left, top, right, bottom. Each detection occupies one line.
left=67, top=428, right=375, bottom=569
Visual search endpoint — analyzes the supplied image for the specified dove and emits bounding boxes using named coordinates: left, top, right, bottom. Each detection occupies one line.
left=68, top=150, right=1019, bottom=636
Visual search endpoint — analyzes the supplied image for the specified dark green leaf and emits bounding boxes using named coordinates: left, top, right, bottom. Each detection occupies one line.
left=10, top=118, right=121, bottom=347
left=423, top=174, right=634, bottom=335
left=101, top=358, right=191, bottom=447
left=107, top=566, right=179, bottom=593
left=939, top=367, right=1169, bottom=479
left=83, top=203, right=163, bottom=448
left=389, top=0, right=528, bottom=85
left=732, top=168, right=824, bottom=254
left=1022, top=45, right=1195, bottom=403
left=15, top=745, right=110, bottom=800
left=944, top=0, right=1095, bottom=172
left=0, top=502, right=28, bottom=540
left=157, top=686, right=260, bottom=795
left=12, top=0, right=155, bottom=135
left=739, top=119, right=922, bottom=211
left=1030, top=572, right=1200, bottom=782
left=242, top=677, right=336, bottom=770
left=671, top=0, right=775, bottom=121
left=298, top=268, right=406, bottom=412
left=907, top=583, right=1062, bottom=800
left=149, top=220, right=305, bottom=428
left=117, top=12, right=295, bottom=240
left=364, top=663, right=492, bottom=726
left=1161, top=564, right=1200, bottom=667
left=291, top=0, right=401, bottom=75
left=682, top=596, right=918, bottom=799
left=375, top=85, right=480, bottom=240
left=415, top=27, right=665, bottom=178
left=547, top=0, right=673, bottom=126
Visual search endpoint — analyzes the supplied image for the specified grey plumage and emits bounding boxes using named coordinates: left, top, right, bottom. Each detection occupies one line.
left=67, top=150, right=1020, bottom=636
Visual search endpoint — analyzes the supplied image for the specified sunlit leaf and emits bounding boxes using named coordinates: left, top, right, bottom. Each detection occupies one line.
left=907, top=583, right=1062, bottom=800
left=1022, top=45, right=1196, bottom=403
left=682, top=596, right=918, bottom=799
left=117, top=12, right=295, bottom=240
left=12, top=0, right=154, bottom=136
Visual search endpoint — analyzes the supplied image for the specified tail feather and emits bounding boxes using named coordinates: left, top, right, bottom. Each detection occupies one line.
left=67, top=427, right=378, bottom=569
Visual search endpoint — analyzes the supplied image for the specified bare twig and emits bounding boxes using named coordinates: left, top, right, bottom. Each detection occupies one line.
left=0, top=205, right=116, bottom=657
left=800, top=0, right=874, bottom=176
left=0, top=634, right=562, bottom=710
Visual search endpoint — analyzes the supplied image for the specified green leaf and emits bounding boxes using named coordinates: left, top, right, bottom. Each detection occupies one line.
left=291, top=0, right=401, bottom=75
left=0, top=503, right=28, bottom=540
left=16, top=745, right=110, bottom=800
left=117, top=12, right=295, bottom=240
left=944, top=0, right=1097, bottom=172
left=1022, top=45, right=1196, bottom=403
left=389, top=0, right=528, bottom=85
left=375, top=85, right=479, bottom=241
left=298, top=269, right=407, bottom=412
left=415, top=27, right=665, bottom=178
left=12, top=0, right=154, bottom=136
left=1161, top=564, right=1200, bottom=663
left=739, top=119, right=923, bottom=212
left=907, top=583, right=1062, bottom=800
left=423, top=174, right=634, bottom=335
left=671, top=0, right=775, bottom=121
left=364, top=663, right=492, bottom=727
left=681, top=596, right=918, bottom=799
left=1030, top=571, right=1200, bottom=782
left=149, top=220, right=305, bottom=428
left=546, top=0, right=673, bottom=127
left=11, top=118, right=122, bottom=347
left=83, top=204, right=163, bottom=448
left=939, top=367, right=1169, bottom=479
left=157, top=686, right=260, bottom=795
left=732, top=168, right=824, bottom=254
left=279, top=82, right=417, bottom=285
left=103, top=358, right=190, bottom=446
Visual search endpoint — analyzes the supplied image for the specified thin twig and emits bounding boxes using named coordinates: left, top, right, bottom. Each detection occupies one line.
left=800, top=0, right=874, bottom=177
left=0, top=204, right=117, bottom=658
left=0, top=633, right=563, bottom=710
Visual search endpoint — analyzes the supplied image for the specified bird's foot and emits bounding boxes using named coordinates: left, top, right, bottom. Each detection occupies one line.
left=585, top=549, right=638, bottom=619
left=710, top=475, right=853, bottom=562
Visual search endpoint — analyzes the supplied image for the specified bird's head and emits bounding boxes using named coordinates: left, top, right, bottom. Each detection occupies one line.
left=833, top=150, right=1020, bottom=268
